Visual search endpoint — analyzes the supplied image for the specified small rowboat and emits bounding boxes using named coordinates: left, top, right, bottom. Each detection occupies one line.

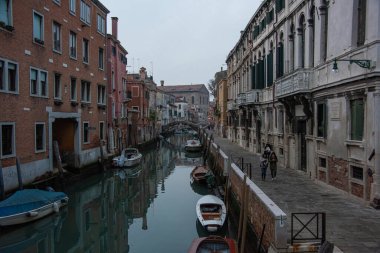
left=187, top=236, right=237, bottom=253
left=190, top=165, right=210, bottom=184
left=196, top=195, right=227, bottom=232
left=0, top=189, right=69, bottom=227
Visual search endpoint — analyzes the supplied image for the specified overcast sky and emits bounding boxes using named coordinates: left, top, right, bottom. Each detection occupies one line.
left=106, top=0, right=260, bottom=86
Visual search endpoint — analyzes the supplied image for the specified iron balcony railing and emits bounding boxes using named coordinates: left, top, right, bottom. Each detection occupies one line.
left=275, top=69, right=313, bottom=97
left=246, top=89, right=263, bottom=104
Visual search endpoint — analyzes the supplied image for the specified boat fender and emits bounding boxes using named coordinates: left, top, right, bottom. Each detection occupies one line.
left=27, top=211, right=39, bottom=217
left=53, top=202, right=59, bottom=213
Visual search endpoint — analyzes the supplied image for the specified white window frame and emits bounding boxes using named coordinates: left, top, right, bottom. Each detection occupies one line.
left=0, top=57, right=18, bottom=94
left=52, top=21, right=62, bottom=53
left=98, top=47, right=104, bottom=70
left=0, top=0, right=13, bottom=26
left=99, top=121, right=104, bottom=140
left=83, top=121, right=90, bottom=144
left=81, top=80, right=91, bottom=103
left=30, top=67, right=48, bottom=97
left=80, top=0, right=91, bottom=25
left=69, top=31, right=77, bottom=59
left=33, top=10, right=44, bottom=44
left=97, top=84, right=106, bottom=105
left=54, top=73, right=61, bottom=99
left=82, top=38, right=89, bottom=64
left=70, top=77, right=77, bottom=101
left=0, top=122, right=16, bottom=158
left=69, top=0, right=76, bottom=14
left=97, top=14, right=105, bottom=35
left=35, top=122, right=46, bottom=153
left=52, top=0, right=61, bottom=5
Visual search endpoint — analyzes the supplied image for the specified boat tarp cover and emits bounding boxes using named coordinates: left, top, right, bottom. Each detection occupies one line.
left=0, top=189, right=67, bottom=217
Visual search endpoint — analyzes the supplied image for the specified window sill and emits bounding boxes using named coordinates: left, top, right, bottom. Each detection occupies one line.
left=35, top=149, right=46, bottom=154
left=345, top=140, right=364, bottom=148
left=350, top=177, right=364, bottom=185
left=33, top=38, right=45, bottom=46
left=316, top=137, right=326, bottom=143
left=0, top=154, right=16, bottom=159
left=54, top=99, right=63, bottom=105
left=53, top=49, right=62, bottom=55
left=97, top=104, right=106, bottom=110
left=0, top=24, right=14, bottom=32
left=81, top=102, right=90, bottom=107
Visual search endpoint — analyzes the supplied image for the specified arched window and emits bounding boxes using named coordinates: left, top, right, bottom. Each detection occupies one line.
left=309, top=6, right=315, bottom=67
left=289, top=23, right=295, bottom=72
left=267, top=41, right=274, bottom=86
left=298, top=14, right=306, bottom=68
left=277, top=32, right=284, bottom=78
left=357, top=0, right=366, bottom=46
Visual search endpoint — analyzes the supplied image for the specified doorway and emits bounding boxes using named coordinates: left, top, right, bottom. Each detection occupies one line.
left=297, top=120, right=307, bottom=172
left=52, top=118, right=77, bottom=167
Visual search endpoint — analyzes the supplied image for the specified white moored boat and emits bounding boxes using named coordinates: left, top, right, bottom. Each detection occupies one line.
left=196, top=195, right=227, bottom=232
left=112, top=148, right=142, bottom=168
left=184, top=139, right=203, bottom=152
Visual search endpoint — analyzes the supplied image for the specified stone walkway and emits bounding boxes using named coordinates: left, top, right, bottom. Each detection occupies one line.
left=210, top=133, right=380, bottom=253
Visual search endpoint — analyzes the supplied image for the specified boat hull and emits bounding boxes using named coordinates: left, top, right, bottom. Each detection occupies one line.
left=0, top=197, right=68, bottom=227
left=187, top=236, right=237, bottom=253
left=196, top=195, right=227, bottom=233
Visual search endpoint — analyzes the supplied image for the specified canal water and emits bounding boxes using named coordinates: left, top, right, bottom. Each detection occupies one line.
left=0, top=133, right=237, bottom=253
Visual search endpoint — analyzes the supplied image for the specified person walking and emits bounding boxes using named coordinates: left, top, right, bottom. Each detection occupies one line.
left=269, top=150, right=278, bottom=180
left=260, top=156, right=268, bottom=181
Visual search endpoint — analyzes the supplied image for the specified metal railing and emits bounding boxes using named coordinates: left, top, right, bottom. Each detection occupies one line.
left=275, top=69, right=313, bottom=97
left=291, top=212, right=326, bottom=245
left=231, top=156, right=252, bottom=179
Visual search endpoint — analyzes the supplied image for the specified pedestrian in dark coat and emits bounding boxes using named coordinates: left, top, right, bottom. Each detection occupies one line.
left=260, top=157, right=268, bottom=181
left=269, top=150, right=278, bottom=180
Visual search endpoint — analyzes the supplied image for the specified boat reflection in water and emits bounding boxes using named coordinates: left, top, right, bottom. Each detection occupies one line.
left=0, top=209, right=67, bottom=253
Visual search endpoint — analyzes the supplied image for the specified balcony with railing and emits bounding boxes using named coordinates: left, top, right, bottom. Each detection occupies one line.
left=262, top=87, right=273, bottom=103
left=275, top=69, right=313, bottom=98
left=236, top=93, right=247, bottom=106
left=122, top=91, right=132, bottom=103
left=246, top=89, right=263, bottom=104
left=227, top=100, right=237, bottom=111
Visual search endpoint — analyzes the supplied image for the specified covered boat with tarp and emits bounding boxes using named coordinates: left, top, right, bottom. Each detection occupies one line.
left=0, top=189, right=69, bottom=226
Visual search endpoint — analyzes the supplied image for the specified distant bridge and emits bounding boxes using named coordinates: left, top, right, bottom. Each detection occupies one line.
left=161, top=120, right=204, bottom=134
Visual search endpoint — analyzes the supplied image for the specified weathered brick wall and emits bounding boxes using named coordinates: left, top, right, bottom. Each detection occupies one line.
left=318, top=170, right=327, bottom=182
left=328, top=157, right=349, bottom=192
left=351, top=182, right=364, bottom=198
left=229, top=163, right=287, bottom=250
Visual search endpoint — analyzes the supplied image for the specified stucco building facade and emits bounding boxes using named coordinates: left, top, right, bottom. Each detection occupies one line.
left=226, top=0, right=380, bottom=204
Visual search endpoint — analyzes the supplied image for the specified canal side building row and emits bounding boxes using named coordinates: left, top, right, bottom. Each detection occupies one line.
left=0, top=0, right=211, bottom=192
left=218, top=0, right=380, bottom=205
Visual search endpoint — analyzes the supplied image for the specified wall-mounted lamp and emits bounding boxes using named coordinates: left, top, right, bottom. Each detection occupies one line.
left=332, top=58, right=372, bottom=73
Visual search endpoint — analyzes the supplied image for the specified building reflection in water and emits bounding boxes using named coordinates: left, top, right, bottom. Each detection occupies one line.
left=0, top=137, right=186, bottom=253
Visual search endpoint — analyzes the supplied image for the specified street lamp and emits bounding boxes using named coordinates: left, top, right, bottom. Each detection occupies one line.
left=332, top=58, right=372, bottom=73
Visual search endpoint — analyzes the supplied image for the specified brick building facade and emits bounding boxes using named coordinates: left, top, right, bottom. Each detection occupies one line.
left=0, top=0, right=109, bottom=191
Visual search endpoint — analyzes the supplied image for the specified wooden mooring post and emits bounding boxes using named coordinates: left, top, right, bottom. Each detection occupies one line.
left=99, top=141, right=106, bottom=172
left=240, top=183, right=249, bottom=253
left=53, top=141, right=65, bottom=179
left=16, top=157, right=23, bottom=190
left=237, top=175, right=247, bottom=244
left=0, top=160, right=4, bottom=200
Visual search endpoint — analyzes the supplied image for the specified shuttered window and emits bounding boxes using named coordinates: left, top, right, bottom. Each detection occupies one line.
left=350, top=99, right=364, bottom=140
left=267, top=50, right=273, bottom=86
left=317, top=103, right=327, bottom=138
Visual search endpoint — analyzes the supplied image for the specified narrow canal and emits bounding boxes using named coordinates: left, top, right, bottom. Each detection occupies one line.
left=0, top=133, right=246, bottom=253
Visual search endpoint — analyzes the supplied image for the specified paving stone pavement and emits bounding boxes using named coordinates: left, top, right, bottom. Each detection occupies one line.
left=210, top=133, right=380, bottom=253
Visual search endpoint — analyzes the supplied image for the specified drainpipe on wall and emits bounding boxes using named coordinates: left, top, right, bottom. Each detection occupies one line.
left=371, top=88, right=380, bottom=209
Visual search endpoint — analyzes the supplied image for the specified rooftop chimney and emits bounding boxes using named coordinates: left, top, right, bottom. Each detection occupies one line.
left=160, top=80, right=164, bottom=86
left=139, top=67, right=147, bottom=80
left=112, top=17, right=118, bottom=39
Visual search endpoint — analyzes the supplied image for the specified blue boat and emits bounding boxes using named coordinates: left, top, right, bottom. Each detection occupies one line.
left=0, top=189, right=68, bottom=226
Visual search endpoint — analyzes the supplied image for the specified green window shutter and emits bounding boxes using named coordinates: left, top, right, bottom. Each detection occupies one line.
left=267, top=51, right=273, bottom=86
left=255, top=63, right=259, bottom=89
left=351, top=99, right=364, bottom=140
left=276, top=0, right=281, bottom=13
left=251, top=65, right=255, bottom=89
